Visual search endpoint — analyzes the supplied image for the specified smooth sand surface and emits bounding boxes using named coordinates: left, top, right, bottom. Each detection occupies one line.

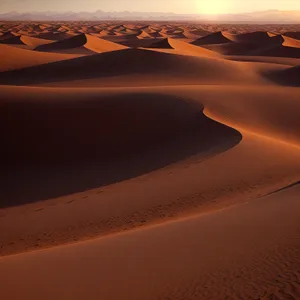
left=1, top=21, right=300, bottom=300
left=1, top=184, right=300, bottom=300
left=0, top=43, right=81, bottom=71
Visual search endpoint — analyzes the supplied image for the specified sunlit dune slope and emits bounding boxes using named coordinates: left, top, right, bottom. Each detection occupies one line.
left=20, top=35, right=55, bottom=48
left=282, top=35, right=300, bottom=48
left=147, top=38, right=219, bottom=57
left=0, top=43, right=81, bottom=72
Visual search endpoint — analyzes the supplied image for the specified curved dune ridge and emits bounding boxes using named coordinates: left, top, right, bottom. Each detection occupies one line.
left=192, top=31, right=233, bottom=46
left=147, top=38, right=219, bottom=57
left=222, top=31, right=274, bottom=43
left=0, top=48, right=260, bottom=86
left=1, top=22, right=300, bottom=300
left=0, top=89, right=242, bottom=208
left=35, top=33, right=127, bottom=54
left=20, top=35, right=55, bottom=48
left=283, top=31, right=300, bottom=40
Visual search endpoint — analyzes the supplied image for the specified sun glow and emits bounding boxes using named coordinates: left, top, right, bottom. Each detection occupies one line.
left=196, top=0, right=230, bottom=14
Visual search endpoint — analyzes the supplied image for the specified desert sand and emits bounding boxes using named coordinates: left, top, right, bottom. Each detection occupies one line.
left=0, top=22, right=300, bottom=300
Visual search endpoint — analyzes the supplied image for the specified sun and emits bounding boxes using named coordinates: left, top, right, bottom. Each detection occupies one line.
left=196, top=0, right=229, bottom=14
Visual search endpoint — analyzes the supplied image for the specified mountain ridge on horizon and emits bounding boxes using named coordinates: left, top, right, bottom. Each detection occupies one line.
left=1, top=9, right=300, bottom=23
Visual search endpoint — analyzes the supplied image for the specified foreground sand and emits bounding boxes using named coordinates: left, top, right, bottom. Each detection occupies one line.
left=1, top=22, right=300, bottom=300
left=1, top=183, right=300, bottom=300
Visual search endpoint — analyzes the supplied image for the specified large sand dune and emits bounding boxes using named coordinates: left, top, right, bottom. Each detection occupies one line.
left=35, top=33, right=127, bottom=54
left=0, top=21, right=300, bottom=300
left=0, top=48, right=260, bottom=86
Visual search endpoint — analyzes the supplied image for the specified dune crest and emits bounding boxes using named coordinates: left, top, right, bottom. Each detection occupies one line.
left=35, top=33, right=127, bottom=54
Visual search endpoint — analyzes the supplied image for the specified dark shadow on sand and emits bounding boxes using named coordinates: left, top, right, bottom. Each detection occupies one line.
left=1, top=93, right=242, bottom=208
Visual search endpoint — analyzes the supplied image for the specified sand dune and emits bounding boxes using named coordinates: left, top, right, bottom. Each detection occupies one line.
left=146, top=38, right=219, bottom=58
left=32, top=32, right=76, bottom=40
left=203, top=34, right=284, bottom=56
left=20, top=35, right=55, bottom=48
left=282, top=35, right=300, bottom=48
left=0, top=43, right=81, bottom=72
left=222, top=31, right=273, bottom=43
left=0, top=32, right=24, bottom=45
left=1, top=22, right=300, bottom=300
left=192, top=31, right=233, bottom=46
left=252, top=44, right=300, bottom=58
left=35, top=33, right=126, bottom=54
left=147, top=38, right=174, bottom=49
left=0, top=48, right=258, bottom=86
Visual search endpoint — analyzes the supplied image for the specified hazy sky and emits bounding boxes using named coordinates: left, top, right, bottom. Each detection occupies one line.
left=1, top=0, right=300, bottom=14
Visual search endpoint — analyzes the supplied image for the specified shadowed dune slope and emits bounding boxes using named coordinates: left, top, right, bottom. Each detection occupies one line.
left=264, top=65, right=300, bottom=87
left=192, top=31, right=232, bottom=46
left=147, top=38, right=173, bottom=49
left=0, top=34, right=24, bottom=45
left=252, top=44, right=300, bottom=58
left=283, top=31, right=300, bottom=40
left=32, top=32, right=76, bottom=40
left=0, top=44, right=81, bottom=72
left=203, top=35, right=284, bottom=56
left=0, top=48, right=257, bottom=85
left=0, top=92, right=240, bottom=167
left=35, top=33, right=94, bottom=53
left=0, top=90, right=242, bottom=207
